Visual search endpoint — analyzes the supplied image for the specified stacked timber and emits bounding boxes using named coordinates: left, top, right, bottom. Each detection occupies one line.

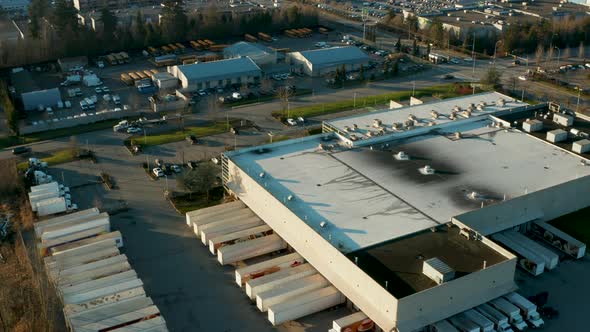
left=34, top=208, right=168, bottom=332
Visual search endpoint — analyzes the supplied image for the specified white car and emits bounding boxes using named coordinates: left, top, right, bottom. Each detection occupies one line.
left=297, top=116, right=305, bottom=123
left=197, top=90, right=207, bottom=96
left=286, top=118, right=297, bottom=126
left=170, top=164, right=181, bottom=173
left=95, top=87, right=102, bottom=93
left=518, top=76, right=527, bottom=81
left=232, top=92, right=242, bottom=100
left=153, top=168, right=164, bottom=177
left=127, top=127, right=142, bottom=134
left=113, top=107, right=122, bottom=112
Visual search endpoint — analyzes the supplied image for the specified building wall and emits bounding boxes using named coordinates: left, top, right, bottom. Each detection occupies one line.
left=454, top=174, right=590, bottom=236
left=226, top=157, right=399, bottom=331
left=287, top=52, right=368, bottom=77
left=179, top=72, right=260, bottom=91
left=22, top=88, right=62, bottom=111
left=396, top=256, right=517, bottom=332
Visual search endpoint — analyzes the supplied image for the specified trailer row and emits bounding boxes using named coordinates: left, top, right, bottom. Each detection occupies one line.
left=284, top=28, right=313, bottom=38
left=29, top=181, right=77, bottom=217
left=429, top=292, right=544, bottom=332
left=104, top=52, right=130, bottom=66
left=491, top=223, right=585, bottom=276
left=120, top=68, right=159, bottom=85
left=185, top=201, right=351, bottom=326
left=188, top=39, right=215, bottom=51
left=34, top=208, right=168, bottom=332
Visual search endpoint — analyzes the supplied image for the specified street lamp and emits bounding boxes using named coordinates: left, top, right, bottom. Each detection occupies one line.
left=576, top=86, right=582, bottom=112
left=554, top=46, right=561, bottom=69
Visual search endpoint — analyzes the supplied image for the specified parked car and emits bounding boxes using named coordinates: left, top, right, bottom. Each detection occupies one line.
left=171, top=164, right=181, bottom=173
left=187, top=161, right=198, bottom=169
left=232, top=92, right=242, bottom=100
left=444, top=74, right=455, bottom=80
left=297, top=116, right=305, bottom=123
left=286, top=118, right=297, bottom=126
left=127, top=127, right=141, bottom=134
left=12, top=146, right=30, bottom=155
left=152, top=168, right=164, bottom=177
left=197, top=89, right=207, bottom=96
left=518, top=76, right=527, bottom=81
left=230, top=127, right=239, bottom=135
left=155, top=159, right=164, bottom=167
left=184, top=135, right=197, bottom=145
left=95, top=87, right=103, bottom=94
left=102, top=86, right=110, bottom=93
left=211, top=157, right=219, bottom=164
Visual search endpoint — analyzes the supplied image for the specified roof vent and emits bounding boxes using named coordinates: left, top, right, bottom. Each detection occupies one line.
left=423, top=257, right=455, bottom=284
left=408, top=114, right=417, bottom=121
left=453, top=105, right=462, bottom=112
left=287, top=195, right=294, bottom=201
left=496, top=98, right=506, bottom=106
left=431, top=110, right=440, bottom=119
left=320, top=221, right=328, bottom=228
left=373, top=119, right=382, bottom=128
left=394, top=151, right=410, bottom=160
left=392, top=122, right=403, bottom=130
left=455, top=132, right=462, bottom=139
left=352, top=124, right=359, bottom=130
left=449, top=111, right=457, bottom=120
left=404, top=120, right=415, bottom=128
left=344, top=126, right=352, bottom=132
left=350, top=134, right=358, bottom=141
left=419, top=165, right=435, bottom=175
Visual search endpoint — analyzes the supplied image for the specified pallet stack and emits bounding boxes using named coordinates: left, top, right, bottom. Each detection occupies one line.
left=34, top=208, right=168, bottom=332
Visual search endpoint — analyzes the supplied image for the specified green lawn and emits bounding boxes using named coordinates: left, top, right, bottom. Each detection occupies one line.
left=0, top=119, right=121, bottom=149
left=169, top=187, right=225, bottom=214
left=17, top=149, right=78, bottom=170
left=130, top=122, right=227, bottom=147
left=272, top=83, right=474, bottom=119
left=230, top=89, right=313, bottom=107
left=549, top=207, right=590, bottom=246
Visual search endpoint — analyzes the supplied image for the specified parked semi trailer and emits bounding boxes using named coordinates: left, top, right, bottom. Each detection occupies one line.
left=504, top=292, right=544, bottom=328
left=428, top=320, right=460, bottom=332
left=448, top=315, right=479, bottom=332
left=476, top=303, right=513, bottom=332
left=462, top=309, right=495, bottom=332
left=502, top=230, right=559, bottom=269
left=530, top=220, right=586, bottom=259
left=489, top=297, right=528, bottom=331
left=36, top=197, right=78, bottom=216
left=492, top=233, right=545, bottom=276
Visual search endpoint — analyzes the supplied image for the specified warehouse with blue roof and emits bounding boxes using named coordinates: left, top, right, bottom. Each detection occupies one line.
left=287, top=46, right=370, bottom=77
left=169, top=56, right=262, bottom=91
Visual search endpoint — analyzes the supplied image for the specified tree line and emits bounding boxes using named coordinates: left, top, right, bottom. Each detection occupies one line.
left=0, top=1, right=318, bottom=67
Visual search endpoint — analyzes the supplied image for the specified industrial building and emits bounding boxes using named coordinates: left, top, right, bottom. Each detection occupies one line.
left=10, top=69, right=62, bottom=111
left=223, top=41, right=280, bottom=67
left=287, top=46, right=369, bottom=77
left=169, top=56, right=262, bottom=91
left=183, top=92, right=589, bottom=331
left=72, top=0, right=157, bottom=13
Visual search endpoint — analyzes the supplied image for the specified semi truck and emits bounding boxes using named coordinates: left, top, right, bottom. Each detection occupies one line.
left=530, top=220, right=586, bottom=259
left=31, top=181, right=69, bottom=193
left=489, top=297, right=528, bottom=331
left=476, top=304, right=513, bottom=332
left=429, top=320, right=460, bottom=332
left=448, top=315, right=480, bottom=332
left=503, top=292, right=544, bottom=328
left=502, top=230, right=559, bottom=270
left=462, top=309, right=495, bottom=332
left=35, top=197, right=78, bottom=217
left=492, top=233, right=545, bottom=276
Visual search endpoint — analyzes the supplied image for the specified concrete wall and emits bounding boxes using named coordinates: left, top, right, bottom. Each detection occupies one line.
left=455, top=175, right=590, bottom=236
left=226, top=160, right=399, bottom=331
left=395, top=257, right=517, bottom=332
left=20, top=110, right=135, bottom=135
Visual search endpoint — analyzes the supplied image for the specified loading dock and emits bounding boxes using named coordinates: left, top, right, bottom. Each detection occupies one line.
left=209, top=225, right=272, bottom=254
left=200, top=215, right=264, bottom=244
left=267, top=286, right=345, bottom=325
left=217, top=233, right=287, bottom=265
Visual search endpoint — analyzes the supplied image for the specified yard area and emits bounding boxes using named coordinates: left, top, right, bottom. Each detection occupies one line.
left=129, top=121, right=227, bottom=147
left=272, top=83, right=476, bottom=119
left=549, top=206, right=590, bottom=245
left=169, top=186, right=226, bottom=214
left=17, top=148, right=80, bottom=170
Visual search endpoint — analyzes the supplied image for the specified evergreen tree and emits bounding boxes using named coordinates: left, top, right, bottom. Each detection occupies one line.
left=412, top=38, right=418, bottom=56
left=359, top=64, right=365, bottom=81
left=395, top=37, right=401, bottom=52
left=100, top=7, right=117, bottom=45
left=161, top=0, right=187, bottom=42
left=52, top=0, right=78, bottom=33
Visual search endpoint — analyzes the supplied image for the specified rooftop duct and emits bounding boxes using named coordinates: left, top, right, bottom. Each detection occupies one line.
left=422, top=258, right=455, bottom=285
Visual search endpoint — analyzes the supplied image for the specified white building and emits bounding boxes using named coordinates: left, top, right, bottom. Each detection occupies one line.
left=287, top=46, right=370, bottom=77
left=0, top=0, right=30, bottom=14
left=223, top=41, right=279, bottom=67
left=169, top=56, right=262, bottom=91
left=213, top=92, right=590, bottom=331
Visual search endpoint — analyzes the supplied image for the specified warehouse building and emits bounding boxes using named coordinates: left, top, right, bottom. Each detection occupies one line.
left=10, top=69, right=62, bottom=111
left=195, top=92, right=590, bottom=331
left=169, top=56, right=262, bottom=91
left=223, top=41, right=279, bottom=67
left=287, top=46, right=369, bottom=77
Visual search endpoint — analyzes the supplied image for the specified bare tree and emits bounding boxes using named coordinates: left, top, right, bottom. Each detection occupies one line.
left=260, top=78, right=273, bottom=94
left=239, top=83, right=250, bottom=97
left=277, top=86, right=295, bottom=119
left=563, top=46, right=571, bottom=60
left=69, top=136, right=80, bottom=157
left=535, top=44, right=544, bottom=66
left=177, top=163, right=219, bottom=201
left=579, top=41, right=585, bottom=60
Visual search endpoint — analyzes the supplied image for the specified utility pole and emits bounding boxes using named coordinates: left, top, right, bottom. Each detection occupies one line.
left=554, top=46, right=561, bottom=70
left=472, top=32, right=476, bottom=75
left=576, top=87, right=581, bottom=112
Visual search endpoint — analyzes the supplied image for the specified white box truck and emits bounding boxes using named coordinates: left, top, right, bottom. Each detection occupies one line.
left=448, top=315, right=480, bottom=332
left=503, top=292, right=544, bottom=328
left=463, top=309, right=495, bottom=332
left=489, top=297, right=528, bottom=331
left=476, top=303, right=513, bottom=332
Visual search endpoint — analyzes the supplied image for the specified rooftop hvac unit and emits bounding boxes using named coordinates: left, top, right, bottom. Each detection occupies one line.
left=373, top=119, right=382, bottom=128
left=431, top=110, right=440, bottom=119
left=455, top=132, right=462, bottom=139
left=453, top=105, right=462, bottom=112
left=419, top=165, right=435, bottom=175
left=405, top=120, right=415, bottom=127
left=345, top=126, right=352, bottom=132
left=463, top=110, right=472, bottom=118
left=496, top=98, right=506, bottom=106
left=450, top=111, right=457, bottom=120
left=353, top=124, right=359, bottom=130
left=423, top=258, right=455, bottom=284
left=350, top=134, right=358, bottom=141
left=395, top=151, right=410, bottom=160
left=408, top=114, right=417, bottom=121
left=392, top=122, right=403, bottom=130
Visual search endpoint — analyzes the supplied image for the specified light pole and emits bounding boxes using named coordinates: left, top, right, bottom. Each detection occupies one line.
left=353, top=92, right=357, bottom=108
left=471, top=32, right=476, bottom=75
left=576, top=86, right=582, bottom=112
left=412, top=81, right=416, bottom=97
left=554, top=46, right=561, bottom=69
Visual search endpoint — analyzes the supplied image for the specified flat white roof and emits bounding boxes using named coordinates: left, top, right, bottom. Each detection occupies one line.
left=227, top=93, right=590, bottom=252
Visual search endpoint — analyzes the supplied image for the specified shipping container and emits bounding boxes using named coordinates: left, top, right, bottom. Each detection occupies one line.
left=120, top=73, right=133, bottom=85
left=491, top=233, right=545, bottom=276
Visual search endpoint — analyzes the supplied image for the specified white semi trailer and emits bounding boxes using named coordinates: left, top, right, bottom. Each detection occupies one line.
left=530, top=220, right=586, bottom=259
left=503, top=292, right=544, bottom=328
left=489, top=297, right=528, bottom=331
left=429, top=320, right=460, bottom=332
left=475, top=303, right=513, bottom=332
left=35, top=197, right=78, bottom=216
left=448, top=315, right=480, bottom=332
left=492, top=233, right=545, bottom=276
left=462, top=309, right=495, bottom=332
left=502, top=230, right=559, bottom=270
